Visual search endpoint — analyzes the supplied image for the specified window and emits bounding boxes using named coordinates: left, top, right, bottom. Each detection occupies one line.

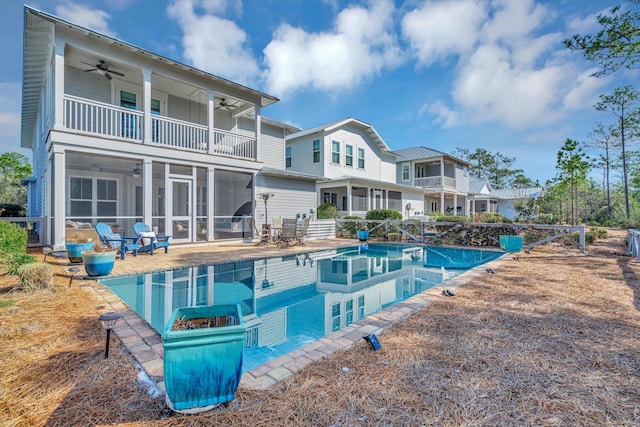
left=357, top=148, right=365, bottom=169
left=346, top=299, right=354, bottom=326
left=120, top=91, right=137, bottom=139
left=402, top=163, right=410, bottom=181
left=416, top=165, right=425, bottom=178
left=358, top=295, right=365, bottom=318
left=286, top=147, right=292, bottom=168
left=331, top=141, right=340, bottom=164
left=331, top=303, right=341, bottom=332
left=313, top=140, right=320, bottom=163
left=69, top=177, right=117, bottom=218
left=345, top=145, right=353, bottom=166
left=323, top=192, right=338, bottom=204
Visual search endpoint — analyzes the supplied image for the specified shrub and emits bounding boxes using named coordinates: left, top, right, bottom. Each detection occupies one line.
left=18, top=262, right=53, bottom=291
left=0, top=221, right=28, bottom=258
left=317, top=203, right=339, bottom=219
left=340, top=216, right=361, bottom=236
left=365, top=209, right=402, bottom=221
left=435, top=215, right=470, bottom=223
left=477, top=212, right=506, bottom=223
left=6, top=253, right=36, bottom=275
left=0, top=204, right=26, bottom=217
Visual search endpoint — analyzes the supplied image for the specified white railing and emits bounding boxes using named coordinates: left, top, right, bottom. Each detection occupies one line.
left=629, top=229, right=640, bottom=261
left=64, top=95, right=143, bottom=141
left=414, top=176, right=456, bottom=188
left=63, top=95, right=257, bottom=161
left=212, top=129, right=256, bottom=160
left=152, top=115, right=208, bottom=152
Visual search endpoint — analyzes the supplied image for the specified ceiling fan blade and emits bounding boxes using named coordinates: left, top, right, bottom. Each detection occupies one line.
left=105, top=72, right=113, bottom=80
left=108, top=70, right=125, bottom=77
left=84, top=68, right=98, bottom=72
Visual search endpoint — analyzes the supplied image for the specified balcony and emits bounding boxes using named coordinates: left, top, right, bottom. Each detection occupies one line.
left=414, top=176, right=455, bottom=188
left=63, top=95, right=256, bottom=161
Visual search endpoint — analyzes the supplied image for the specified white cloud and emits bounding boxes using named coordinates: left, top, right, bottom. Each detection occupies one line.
left=401, top=0, right=486, bottom=67
left=405, top=0, right=603, bottom=130
left=562, top=68, right=609, bottom=110
left=55, top=3, right=116, bottom=37
left=167, top=0, right=258, bottom=86
left=263, top=0, right=402, bottom=96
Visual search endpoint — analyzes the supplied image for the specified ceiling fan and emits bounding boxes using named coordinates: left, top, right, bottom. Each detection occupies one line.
left=82, top=60, right=125, bottom=80
left=217, top=98, right=236, bottom=110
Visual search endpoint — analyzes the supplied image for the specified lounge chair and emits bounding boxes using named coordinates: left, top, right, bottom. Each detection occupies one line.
left=276, top=219, right=297, bottom=248
left=295, top=217, right=310, bottom=245
left=95, top=222, right=141, bottom=260
left=133, top=222, right=171, bottom=255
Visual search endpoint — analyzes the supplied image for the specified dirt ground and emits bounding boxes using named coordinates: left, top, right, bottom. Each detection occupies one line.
left=0, top=229, right=638, bottom=426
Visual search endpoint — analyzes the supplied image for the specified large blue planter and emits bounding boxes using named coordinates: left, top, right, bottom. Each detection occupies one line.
left=162, top=304, right=245, bottom=413
left=65, top=242, right=94, bottom=263
left=357, top=230, right=370, bottom=242
left=82, top=251, right=117, bottom=276
left=499, top=235, right=523, bottom=253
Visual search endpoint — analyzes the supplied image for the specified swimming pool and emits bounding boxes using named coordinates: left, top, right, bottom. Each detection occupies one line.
left=100, top=243, right=502, bottom=372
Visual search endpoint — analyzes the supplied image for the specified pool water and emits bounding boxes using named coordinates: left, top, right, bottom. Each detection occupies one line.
left=100, top=243, right=502, bottom=372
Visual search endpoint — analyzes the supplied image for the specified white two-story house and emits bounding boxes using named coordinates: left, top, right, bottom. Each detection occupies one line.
left=21, top=6, right=305, bottom=248
left=392, top=147, right=471, bottom=216
left=285, top=118, right=425, bottom=218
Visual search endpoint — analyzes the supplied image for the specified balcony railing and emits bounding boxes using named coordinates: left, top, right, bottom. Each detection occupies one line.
left=63, top=95, right=256, bottom=161
left=414, top=176, right=456, bottom=188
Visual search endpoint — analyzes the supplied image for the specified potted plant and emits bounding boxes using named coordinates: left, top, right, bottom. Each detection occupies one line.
left=81, top=243, right=118, bottom=277
left=163, top=304, right=245, bottom=413
left=65, top=233, right=95, bottom=263
left=357, top=224, right=370, bottom=242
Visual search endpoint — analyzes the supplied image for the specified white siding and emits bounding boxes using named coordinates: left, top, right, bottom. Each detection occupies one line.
left=455, top=163, right=470, bottom=193
left=64, top=65, right=111, bottom=103
left=255, top=175, right=317, bottom=223
left=287, top=136, right=325, bottom=177
left=259, top=122, right=285, bottom=169
left=403, top=190, right=426, bottom=218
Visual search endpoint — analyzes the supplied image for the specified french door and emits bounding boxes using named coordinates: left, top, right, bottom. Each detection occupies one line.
left=170, top=178, right=191, bottom=242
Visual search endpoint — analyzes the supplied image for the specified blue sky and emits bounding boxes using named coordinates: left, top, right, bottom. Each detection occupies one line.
left=0, top=0, right=635, bottom=183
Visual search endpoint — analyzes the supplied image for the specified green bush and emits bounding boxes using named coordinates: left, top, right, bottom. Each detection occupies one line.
left=0, top=221, right=28, bottom=258
left=340, top=216, right=362, bottom=236
left=477, top=212, right=506, bottom=223
left=435, top=215, right=470, bottom=223
left=317, top=203, right=339, bottom=219
left=6, top=253, right=36, bottom=275
left=365, top=209, right=402, bottom=221
left=18, top=262, right=53, bottom=291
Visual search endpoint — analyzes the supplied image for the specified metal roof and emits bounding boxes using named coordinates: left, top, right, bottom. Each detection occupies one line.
left=259, top=167, right=324, bottom=181
left=469, top=178, right=492, bottom=195
left=391, top=146, right=469, bottom=165
left=286, top=118, right=392, bottom=153
left=319, top=175, right=424, bottom=193
left=21, top=6, right=280, bottom=148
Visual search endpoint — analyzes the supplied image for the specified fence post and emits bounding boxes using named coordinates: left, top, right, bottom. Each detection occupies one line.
left=579, top=225, right=586, bottom=253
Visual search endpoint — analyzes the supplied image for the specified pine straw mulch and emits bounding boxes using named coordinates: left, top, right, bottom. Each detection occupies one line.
left=1, top=229, right=639, bottom=426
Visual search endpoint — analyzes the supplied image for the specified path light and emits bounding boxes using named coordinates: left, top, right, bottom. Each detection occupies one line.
left=98, top=312, right=121, bottom=358
left=67, top=266, right=80, bottom=286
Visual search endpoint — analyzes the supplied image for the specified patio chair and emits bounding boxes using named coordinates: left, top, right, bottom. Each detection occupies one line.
left=133, top=222, right=171, bottom=255
left=295, top=217, right=310, bottom=245
left=276, top=219, right=297, bottom=248
left=95, top=222, right=141, bottom=260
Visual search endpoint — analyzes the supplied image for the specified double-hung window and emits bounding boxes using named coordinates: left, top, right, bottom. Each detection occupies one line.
left=69, top=177, right=118, bottom=219
left=286, top=147, right=292, bottom=168
left=402, top=163, right=410, bottom=181
left=69, top=177, right=93, bottom=217
left=357, top=148, right=365, bottom=169
left=313, top=140, right=320, bottom=163
left=345, top=145, right=353, bottom=167
left=331, top=141, right=340, bottom=164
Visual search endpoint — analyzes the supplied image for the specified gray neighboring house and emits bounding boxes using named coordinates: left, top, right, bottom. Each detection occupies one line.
left=469, top=177, right=543, bottom=220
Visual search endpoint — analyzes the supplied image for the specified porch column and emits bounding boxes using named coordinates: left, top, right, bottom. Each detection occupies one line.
left=440, top=158, right=445, bottom=184
left=384, top=190, right=388, bottom=209
left=453, top=194, right=458, bottom=216
left=143, top=160, right=152, bottom=226
left=53, top=42, right=65, bottom=130
left=52, top=148, right=66, bottom=249
left=347, top=185, right=352, bottom=216
left=142, top=69, right=152, bottom=144
left=368, top=188, right=372, bottom=211
left=255, top=106, right=262, bottom=162
left=207, top=167, right=215, bottom=241
left=440, top=192, right=445, bottom=214
left=207, top=90, right=214, bottom=153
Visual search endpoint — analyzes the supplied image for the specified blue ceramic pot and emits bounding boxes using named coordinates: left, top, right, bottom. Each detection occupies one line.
left=82, top=251, right=117, bottom=276
left=357, top=230, right=370, bottom=241
left=65, top=242, right=94, bottom=263
left=499, top=235, right=523, bottom=253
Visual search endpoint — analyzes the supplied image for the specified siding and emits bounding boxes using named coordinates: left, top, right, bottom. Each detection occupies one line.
left=64, top=65, right=111, bottom=103
left=287, top=136, right=325, bottom=177
left=167, top=94, right=207, bottom=125
left=255, top=174, right=317, bottom=222
left=259, top=122, right=285, bottom=169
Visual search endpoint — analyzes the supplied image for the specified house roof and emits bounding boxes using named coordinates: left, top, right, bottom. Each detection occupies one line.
left=490, top=187, right=543, bottom=200
left=469, top=177, right=492, bottom=195
left=21, top=6, right=280, bottom=148
left=391, top=146, right=469, bottom=165
left=319, top=175, right=424, bottom=194
left=286, top=118, right=391, bottom=153
left=259, top=167, right=324, bottom=181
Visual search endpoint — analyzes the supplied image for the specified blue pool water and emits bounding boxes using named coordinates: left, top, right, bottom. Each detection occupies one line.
left=100, top=244, right=502, bottom=372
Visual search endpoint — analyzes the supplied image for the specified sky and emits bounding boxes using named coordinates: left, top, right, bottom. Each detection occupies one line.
left=0, top=0, right=635, bottom=184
